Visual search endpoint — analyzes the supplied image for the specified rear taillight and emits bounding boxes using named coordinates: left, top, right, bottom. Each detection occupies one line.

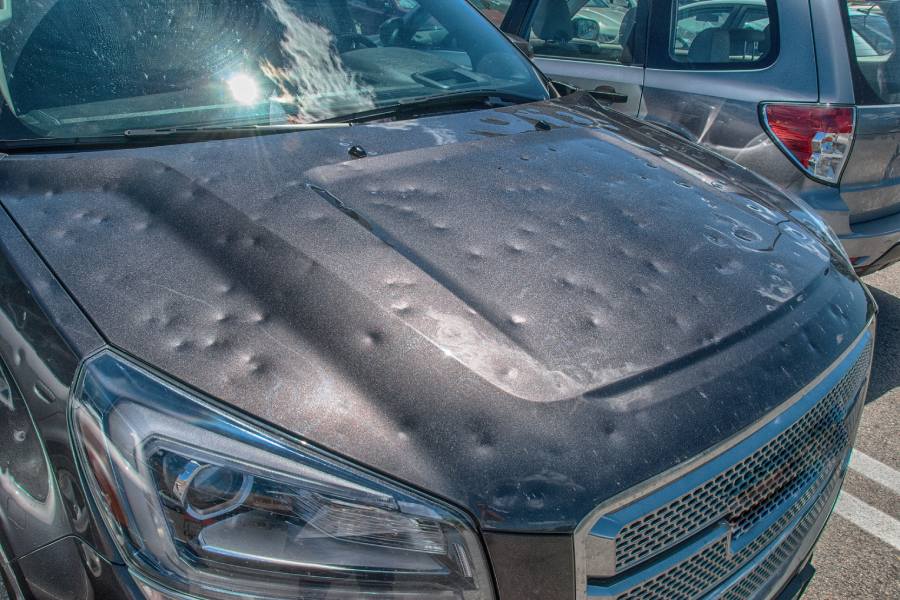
left=761, top=104, right=856, bottom=185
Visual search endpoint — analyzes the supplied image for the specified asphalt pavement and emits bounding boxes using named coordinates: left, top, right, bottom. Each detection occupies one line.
left=804, top=262, right=900, bottom=600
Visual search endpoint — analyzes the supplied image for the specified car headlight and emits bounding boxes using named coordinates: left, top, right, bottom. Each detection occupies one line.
left=71, top=351, right=494, bottom=600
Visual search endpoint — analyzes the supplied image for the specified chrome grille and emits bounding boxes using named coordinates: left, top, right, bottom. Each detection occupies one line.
left=720, top=474, right=838, bottom=600
left=616, top=465, right=841, bottom=600
left=615, top=338, right=872, bottom=572
left=583, top=329, right=874, bottom=600
left=617, top=535, right=731, bottom=600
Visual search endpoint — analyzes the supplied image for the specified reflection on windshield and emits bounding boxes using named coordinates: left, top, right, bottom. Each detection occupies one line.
left=0, top=0, right=548, bottom=142
left=261, top=0, right=375, bottom=122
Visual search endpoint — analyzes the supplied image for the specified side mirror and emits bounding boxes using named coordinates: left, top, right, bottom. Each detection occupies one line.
left=505, top=33, right=534, bottom=57
left=551, top=80, right=580, bottom=96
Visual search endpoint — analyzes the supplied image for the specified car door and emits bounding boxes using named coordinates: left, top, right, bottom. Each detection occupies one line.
left=639, top=0, right=819, bottom=177
left=837, top=1, right=900, bottom=225
left=480, top=0, right=650, bottom=116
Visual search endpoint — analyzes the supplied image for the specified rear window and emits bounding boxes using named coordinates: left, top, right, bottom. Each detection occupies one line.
left=666, top=0, right=777, bottom=69
left=845, top=1, right=900, bottom=105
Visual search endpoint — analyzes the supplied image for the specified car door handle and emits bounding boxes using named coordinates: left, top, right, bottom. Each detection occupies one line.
left=589, top=88, right=629, bottom=104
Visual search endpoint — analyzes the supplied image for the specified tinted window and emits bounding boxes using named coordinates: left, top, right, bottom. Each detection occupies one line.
left=0, top=0, right=548, bottom=141
left=528, top=0, right=644, bottom=65
left=670, top=0, right=775, bottom=67
left=738, top=7, right=769, bottom=30
left=674, top=7, right=730, bottom=52
left=845, top=1, right=899, bottom=105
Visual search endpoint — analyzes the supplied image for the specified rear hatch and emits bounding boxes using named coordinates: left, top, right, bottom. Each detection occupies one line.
left=839, top=0, right=900, bottom=223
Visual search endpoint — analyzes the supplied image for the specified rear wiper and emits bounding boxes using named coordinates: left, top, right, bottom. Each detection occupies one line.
left=321, top=90, right=540, bottom=124
left=124, top=122, right=352, bottom=138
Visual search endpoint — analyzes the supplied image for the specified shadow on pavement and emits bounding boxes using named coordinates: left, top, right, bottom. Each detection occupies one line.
left=867, top=285, right=900, bottom=403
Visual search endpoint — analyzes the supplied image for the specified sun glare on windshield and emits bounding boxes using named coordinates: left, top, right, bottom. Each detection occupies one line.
left=0, top=0, right=548, bottom=141
left=227, top=74, right=261, bottom=106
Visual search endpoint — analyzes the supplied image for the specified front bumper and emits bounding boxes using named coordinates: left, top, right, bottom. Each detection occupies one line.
left=774, top=561, right=815, bottom=600
left=577, top=325, right=873, bottom=600
left=4, top=327, right=876, bottom=600
left=3, top=455, right=847, bottom=600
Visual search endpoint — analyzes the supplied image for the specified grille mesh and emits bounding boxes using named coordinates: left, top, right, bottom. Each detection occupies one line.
left=615, top=465, right=841, bottom=600
left=614, top=340, right=872, bottom=573
left=721, top=477, right=836, bottom=600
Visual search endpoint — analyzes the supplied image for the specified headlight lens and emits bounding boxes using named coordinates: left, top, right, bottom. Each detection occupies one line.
left=71, top=352, right=494, bottom=600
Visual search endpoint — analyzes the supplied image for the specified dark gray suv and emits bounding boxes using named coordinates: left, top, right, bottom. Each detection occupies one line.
left=0, top=1, right=876, bottom=599
left=482, top=0, right=900, bottom=275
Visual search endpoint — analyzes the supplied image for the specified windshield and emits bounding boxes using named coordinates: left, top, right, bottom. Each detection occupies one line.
left=0, top=0, right=549, bottom=143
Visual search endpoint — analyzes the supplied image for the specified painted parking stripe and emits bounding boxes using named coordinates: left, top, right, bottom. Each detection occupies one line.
left=833, top=492, right=900, bottom=551
left=849, top=450, right=900, bottom=495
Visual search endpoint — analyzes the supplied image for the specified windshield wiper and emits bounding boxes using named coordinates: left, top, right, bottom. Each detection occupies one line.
left=123, top=122, right=352, bottom=138
left=0, top=122, right=353, bottom=153
left=320, top=90, right=541, bottom=124
left=0, top=93, right=535, bottom=153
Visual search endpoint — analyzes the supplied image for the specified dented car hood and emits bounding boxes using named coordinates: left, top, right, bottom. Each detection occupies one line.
left=0, top=94, right=871, bottom=532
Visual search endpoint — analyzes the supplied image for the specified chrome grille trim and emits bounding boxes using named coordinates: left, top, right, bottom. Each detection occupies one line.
left=576, top=322, right=874, bottom=600
left=613, top=338, right=870, bottom=571
left=589, top=463, right=842, bottom=600
left=714, top=463, right=841, bottom=600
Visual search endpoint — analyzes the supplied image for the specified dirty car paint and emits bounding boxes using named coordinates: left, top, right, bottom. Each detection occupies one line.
left=0, top=93, right=873, bottom=536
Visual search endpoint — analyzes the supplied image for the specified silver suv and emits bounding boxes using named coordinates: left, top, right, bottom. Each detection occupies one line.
left=481, top=0, right=900, bottom=274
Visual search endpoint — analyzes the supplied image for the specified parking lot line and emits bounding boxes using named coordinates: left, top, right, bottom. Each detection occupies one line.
left=849, top=450, right=900, bottom=495
left=833, top=491, right=900, bottom=551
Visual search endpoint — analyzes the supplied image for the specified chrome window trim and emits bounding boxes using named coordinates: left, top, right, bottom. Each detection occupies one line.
left=573, top=317, right=875, bottom=599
